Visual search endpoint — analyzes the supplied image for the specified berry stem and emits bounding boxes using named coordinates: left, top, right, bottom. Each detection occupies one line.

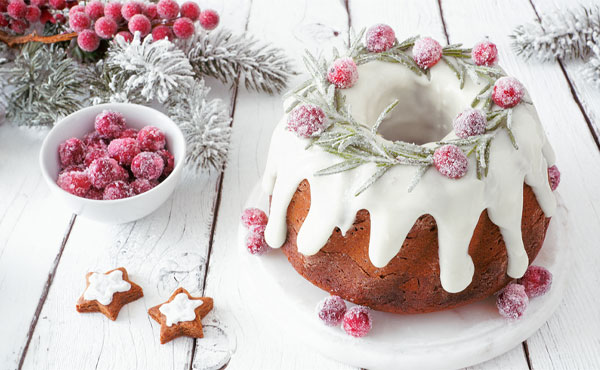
left=0, top=29, right=78, bottom=47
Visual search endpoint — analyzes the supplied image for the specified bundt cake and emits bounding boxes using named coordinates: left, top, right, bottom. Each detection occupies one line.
left=261, top=27, right=557, bottom=314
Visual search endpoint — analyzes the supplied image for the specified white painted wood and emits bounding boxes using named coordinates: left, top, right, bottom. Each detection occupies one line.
left=0, top=125, right=74, bottom=368
left=196, top=0, right=357, bottom=369
left=441, top=1, right=600, bottom=369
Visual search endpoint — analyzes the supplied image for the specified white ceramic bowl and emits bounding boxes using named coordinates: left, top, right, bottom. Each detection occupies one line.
left=39, top=103, right=186, bottom=224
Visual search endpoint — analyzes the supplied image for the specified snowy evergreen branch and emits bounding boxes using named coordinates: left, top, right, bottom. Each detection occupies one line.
left=168, top=79, right=232, bottom=171
left=581, top=41, right=600, bottom=88
left=0, top=43, right=91, bottom=127
left=511, top=6, right=600, bottom=61
left=181, top=28, right=295, bottom=94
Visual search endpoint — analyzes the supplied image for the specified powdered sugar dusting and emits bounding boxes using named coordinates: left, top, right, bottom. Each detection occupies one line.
left=315, top=295, right=346, bottom=326
left=366, top=24, right=395, bottom=53
left=287, top=105, right=327, bottom=138
left=519, top=265, right=552, bottom=298
left=472, top=40, right=498, bottom=66
left=412, top=37, right=442, bottom=69
left=433, top=144, right=468, bottom=179
left=492, top=76, right=524, bottom=108
left=327, top=57, right=358, bottom=89
left=342, top=306, right=372, bottom=337
left=453, top=108, right=487, bottom=138
left=496, top=283, right=529, bottom=320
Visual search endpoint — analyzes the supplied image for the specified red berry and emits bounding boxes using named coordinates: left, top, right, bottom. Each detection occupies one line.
left=85, top=187, right=104, bottom=200
left=108, top=137, right=140, bottom=165
left=131, top=152, right=164, bottom=180
left=316, top=295, right=347, bottom=326
left=453, top=108, right=486, bottom=138
left=198, top=8, right=218, bottom=30
left=68, top=4, right=84, bottom=16
left=327, top=57, right=358, bottom=89
left=120, top=1, right=141, bottom=21
left=7, top=0, right=27, bottom=19
left=48, top=0, right=65, bottom=10
left=173, top=17, right=194, bottom=39
left=0, top=0, right=7, bottom=12
left=85, top=0, right=103, bottom=20
left=25, top=5, right=41, bottom=22
left=180, top=1, right=199, bottom=21
left=519, top=265, right=552, bottom=298
left=127, top=13, right=150, bottom=37
left=29, top=0, right=46, bottom=7
left=137, top=126, right=166, bottom=151
left=287, top=104, right=327, bottom=138
left=0, top=14, right=8, bottom=27
left=119, top=128, right=138, bottom=139
left=77, top=29, right=100, bottom=52
left=68, top=11, right=90, bottom=32
left=156, top=0, right=178, bottom=19
left=95, top=110, right=126, bottom=139
left=143, top=2, right=157, bottom=19
left=157, top=149, right=174, bottom=176
left=88, top=157, right=123, bottom=188
left=9, top=18, right=27, bottom=33
left=103, top=180, right=133, bottom=200
left=131, top=178, right=157, bottom=194
left=83, top=130, right=107, bottom=148
left=104, top=2, right=122, bottom=21
left=342, top=306, right=372, bottom=337
left=53, top=13, right=65, bottom=23
left=472, top=40, right=498, bottom=66
left=94, top=16, right=117, bottom=39
left=492, top=76, right=524, bottom=109
left=241, top=207, right=268, bottom=228
left=58, top=137, right=86, bottom=167
left=84, top=147, right=108, bottom=167
left=366, top=23, right=395, bottom=53
left=412, top=37, right=442, bottom=69
left=151, top=24, right=173, bottom=41
left=57, top=170, right=91, bottom=197
left=115, top=30, right=133, bottom=42
left=496, top=283, right=529, bottom=320
left=548, top=165, right=560, bottom=191
left=433, top=144, right=468, bottom=179
left=246, top=224, right=269, bottom=255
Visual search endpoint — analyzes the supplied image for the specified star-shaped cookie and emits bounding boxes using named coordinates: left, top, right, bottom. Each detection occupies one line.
left=148, top=287, right=213, bottom=344
left=76, top=267, right=144, bottom=321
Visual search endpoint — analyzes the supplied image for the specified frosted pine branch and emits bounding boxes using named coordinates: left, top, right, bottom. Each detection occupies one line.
left=181, top=28, right=295, bottom=94
left=168, top=79, right=232, bottom=171
left=581, top=41, right=600, bottom=88
left=511, top=6, right=600, bottom=61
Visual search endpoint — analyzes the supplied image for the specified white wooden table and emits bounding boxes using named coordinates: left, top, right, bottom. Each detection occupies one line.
left=2, top=0, right=600, bottom=369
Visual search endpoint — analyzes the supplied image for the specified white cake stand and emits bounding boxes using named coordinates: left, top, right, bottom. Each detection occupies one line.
left=240, top=184, right=569, bottom=370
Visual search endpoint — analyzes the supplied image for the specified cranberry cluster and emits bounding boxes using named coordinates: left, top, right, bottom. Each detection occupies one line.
left=0, top=0, right=68, bottom=33
left=240, top=207, right=270, bottom=255
left=496, top=265, right=553, bottom=320
left=56, top=110, right=174, bottom=201
left=315, top=295, right=373, bottom=337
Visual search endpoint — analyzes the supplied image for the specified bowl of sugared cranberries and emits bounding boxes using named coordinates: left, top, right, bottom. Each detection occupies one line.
left=39, top=103, right=185, bottom=223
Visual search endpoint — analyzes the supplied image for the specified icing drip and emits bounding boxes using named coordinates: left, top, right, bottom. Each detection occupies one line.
left=84, top=270, right=131, bottom=305
left=262, top=61, right=557, bottom=293
left=159, top=293, right=204, bottom=327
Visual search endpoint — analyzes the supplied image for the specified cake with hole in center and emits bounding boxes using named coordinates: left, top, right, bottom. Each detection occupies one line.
left=261, top=26, right=558, bottom=314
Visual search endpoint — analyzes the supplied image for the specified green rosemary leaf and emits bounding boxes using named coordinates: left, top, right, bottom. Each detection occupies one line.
left=355, top=165, right=391, bottom=196
left=372, top=99, right=399, bottom=134
left=315, top=158, right=365, bottom=176
left=407, top=165, right=430, bottom=192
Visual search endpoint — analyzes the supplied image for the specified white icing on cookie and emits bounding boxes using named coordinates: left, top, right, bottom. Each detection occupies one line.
left=262, top=60, right=557, bottom=293
left=83, top=270, right=131, bottom=305
left=159, top=293, right=204, bottom=327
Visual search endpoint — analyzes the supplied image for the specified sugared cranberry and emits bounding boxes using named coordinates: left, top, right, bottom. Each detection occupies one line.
left=287, top=104, right=327, bottom=138
left=131, top=152, right=164, bottom=180
left=342, top=306, right=372, bottom=337
left=472, top=40, right=498, bottom=66
left=131, top=178, right=157, bottom=194
left=115, top=31, right=133, bottom=42
left=519, top=265, right=552, bottom=298
left=548, top=165, right=560, bottom=191
left=412, top=37, right=442, bottom=69
left=433, top=144, right=468, bottom=179
left=492, top=76, right=524, bottom=109
left=68, top=4, right=84, bottom=16
left=157, top=149, right=174, bottom=176
left=496, top=283, right=529, bottom=320
left=198, top=9, right=218, bottom=30
left=137, top=126, right=166, bottom=151
left=173, top=17, right=194, bottom=39
left=103, top=180, right=133, bottom=200
left=84, top=147, right=108, bottom=167
left=151, top=25, right=173, bottom=41
left=7, top=0, right=27, bottom=19
left=83, top=130, right=107, bottom=148
left=156, top=0, right=178, bottom=19
left=104, top=1, right=122, bottom=21
left=453, top=108, right=487, bottom=138
left=25, top=5, right=41, bottom=22
left=88, top=157, right=121, bottom=188
left=58, top=137, right=86, bottom=167
left=0, top=14, right=10, bottom=27
left=94, top=16, right=117, bottom=39
left=327, top=57, right=358, bottom=89
left=120, top=1, right=141, bottom=21
left=69, top=11, right=90, bottom=32
left=84, top=0, right=103, bottom=20
left=108, top=137, right=140, bottom=165
left=180, top=1, right=199, bottom=21
left=241, top=207, right=268, bottom=228
left=316, top=295, right=347, bottom=326
left=77, top=29, right=100, bottom=52
left=143, top=3, right=157, bottom=19
left=85, top=187, right=104, bottom=200
left=366, top=23, right=395, bottom=53
left=128, top=14, right=151, bottom=37
left=95, top=110, right=126, bottom=139
left=119, top=128, right=138, bottom=139
left=57, top=170, right=91, bottom=197
left=246, top=224, right=269, bottom=255
left=48, top=0, right=65, bottom=10
left=9, top=18, right=27, bottom=33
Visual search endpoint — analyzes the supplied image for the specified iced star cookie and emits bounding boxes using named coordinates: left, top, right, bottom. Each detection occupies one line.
left=76, top=267, right=143, bottom=320
left=148, top=287, right=213, bottom=344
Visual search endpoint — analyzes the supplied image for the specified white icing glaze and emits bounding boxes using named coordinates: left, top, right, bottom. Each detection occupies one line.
left=262, top=60, right=557, bottom=293
left=83, top=270, right=131, bottom=305
left=159, top=293, right=204, bottom=327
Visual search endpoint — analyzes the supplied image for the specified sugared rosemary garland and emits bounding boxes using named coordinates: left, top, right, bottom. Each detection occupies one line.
left=286, top=27, right=528, bottom=196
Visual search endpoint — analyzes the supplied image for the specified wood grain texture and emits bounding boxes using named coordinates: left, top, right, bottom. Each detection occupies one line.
left=441, top=0, right=600, bottom=369
left=0, top=125, right=74, bottom=369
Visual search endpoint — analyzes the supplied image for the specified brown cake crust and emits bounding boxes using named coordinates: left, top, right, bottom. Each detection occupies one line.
left=278, top=179, right=550, bottom=314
